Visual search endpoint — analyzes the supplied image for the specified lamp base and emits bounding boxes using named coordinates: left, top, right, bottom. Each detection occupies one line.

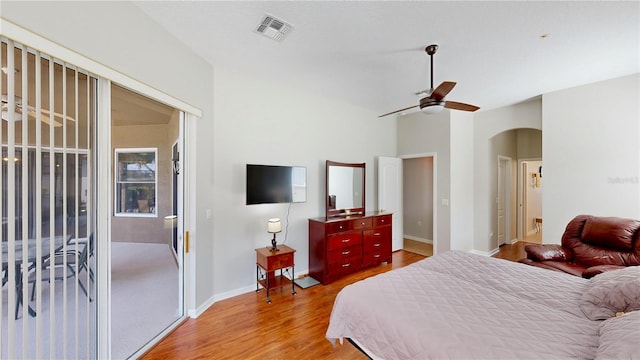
left=270, top=236, right=279, bottom=252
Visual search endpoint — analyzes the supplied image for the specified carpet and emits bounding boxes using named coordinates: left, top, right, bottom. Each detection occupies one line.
left=1, top=242, right=179, bottom=360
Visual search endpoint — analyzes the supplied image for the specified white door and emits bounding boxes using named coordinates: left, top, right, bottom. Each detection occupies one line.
left=378, top=157, right=403, bottom=251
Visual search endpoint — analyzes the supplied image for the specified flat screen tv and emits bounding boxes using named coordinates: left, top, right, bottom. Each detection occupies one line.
left=246, top=164, right=307, bottom=205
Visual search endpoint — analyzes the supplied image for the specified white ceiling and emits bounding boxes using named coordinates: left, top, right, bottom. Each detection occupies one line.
left=133, top=1, right=639, bottom=116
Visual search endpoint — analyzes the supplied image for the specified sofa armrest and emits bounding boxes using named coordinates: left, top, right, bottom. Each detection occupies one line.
left=582, top=265, right=626, bottom=279
left=525, top=244, right=572, bottom=262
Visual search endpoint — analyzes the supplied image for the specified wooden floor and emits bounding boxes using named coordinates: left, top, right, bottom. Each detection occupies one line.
left=403, top=238, right=433, bottom=257
left=141, top=245, right=529, bottom=359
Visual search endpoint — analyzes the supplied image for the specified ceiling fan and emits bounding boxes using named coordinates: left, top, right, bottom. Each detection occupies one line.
left=1, top=94, right=74, bottom=127
left=379, top=44, right=479, bottom=118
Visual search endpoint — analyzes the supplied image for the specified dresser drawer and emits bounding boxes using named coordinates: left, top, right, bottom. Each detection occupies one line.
left=374, top=214, right=392, bottom=227
left=328, top=256, right=362, bottom=278
left=353, top=217, right=372, bottom=230
left=363, top=227, right=391, bottom=252
left=258, top=251, right=294, bottom=272
left=362, top=249, right=391, bottom=267
left=328, top=245, right=361, bottom=264
left=327, top=220, right=352, bottom=234
left=327, top=232, right=362, bottom=251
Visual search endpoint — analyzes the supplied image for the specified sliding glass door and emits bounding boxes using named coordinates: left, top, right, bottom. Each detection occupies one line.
left=1, top=37, right=96, bottom=359
left=109, top=84, right=184, bottom=359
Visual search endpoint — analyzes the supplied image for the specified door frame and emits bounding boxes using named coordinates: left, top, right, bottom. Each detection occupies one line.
left=497, top=156, right=512, bottom=246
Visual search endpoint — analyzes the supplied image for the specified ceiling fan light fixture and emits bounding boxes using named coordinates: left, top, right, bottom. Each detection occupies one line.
left=419, top=97, right=445, bottom=114
left=421, top=104, right=444, bottom=114
left=1, top=110, right=23, bottom=122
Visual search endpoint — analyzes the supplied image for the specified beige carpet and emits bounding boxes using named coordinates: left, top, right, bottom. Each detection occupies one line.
left=111, top=242, right=180, bottom=359
left=403, top=238, right=433, bottom=257
left=1, top=242, right=179, bottom=360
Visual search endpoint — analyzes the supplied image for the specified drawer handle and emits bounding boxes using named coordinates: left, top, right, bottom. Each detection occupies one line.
left=361, top=222, right=366, bottom=225
left=374, top=254, right=381, bottom=258
left=339, top=225, right=344, bottom=229
left=374, top=232, right=381, bottom=236
left=342, top=250, right=351, bottom=255
left=342, top=239, right=350, bottom=243
left=373, top=243, right=381, bottom=247
left=342, top=263, right=351, bottom=268
left=380, top=219, right=385, bottom=223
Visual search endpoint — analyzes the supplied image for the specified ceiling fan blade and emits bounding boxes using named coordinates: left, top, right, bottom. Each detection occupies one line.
left=444, top=100, right=480, bottom=112
left=378, top=105, right=419, bottom=118
left=27, top=111, right=63, bottom=127
left=430, top=81, right=456, bottom=101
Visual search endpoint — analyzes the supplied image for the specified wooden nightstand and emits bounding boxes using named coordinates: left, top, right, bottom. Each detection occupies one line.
left=255, top=245, right=296, bottom=303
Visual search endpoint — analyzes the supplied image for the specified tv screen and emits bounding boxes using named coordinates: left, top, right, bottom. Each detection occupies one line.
left=246, top=164, right=307, bottom=205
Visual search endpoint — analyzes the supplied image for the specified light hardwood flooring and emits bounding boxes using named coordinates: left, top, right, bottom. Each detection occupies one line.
left=403, top=238, right=433, bottom=257
left=142, top=245, right=529, bottom=359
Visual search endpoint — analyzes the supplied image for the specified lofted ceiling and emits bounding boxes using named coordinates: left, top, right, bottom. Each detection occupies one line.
left=133, top=1, right=639, bottom=116
left=112, top=84, right=175, bottom=127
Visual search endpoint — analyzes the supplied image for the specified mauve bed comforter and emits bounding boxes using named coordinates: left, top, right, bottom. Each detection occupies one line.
left=326, top=250, right=600, bottom=359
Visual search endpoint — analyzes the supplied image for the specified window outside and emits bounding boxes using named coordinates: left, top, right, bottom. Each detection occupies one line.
left=115, top=149, right=157, bottom=216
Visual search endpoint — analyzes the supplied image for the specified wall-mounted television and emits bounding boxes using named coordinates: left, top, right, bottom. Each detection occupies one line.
left=246, top=164, right=307, bottom=205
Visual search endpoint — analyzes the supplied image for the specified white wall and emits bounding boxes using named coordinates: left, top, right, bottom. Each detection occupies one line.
left=450, top=111, right=475, bottom=251
left=542, top=74, right=640, bottom=244
left=397, top=110, right=451, bottom=253
left=211, top=66, right=396, bottom=298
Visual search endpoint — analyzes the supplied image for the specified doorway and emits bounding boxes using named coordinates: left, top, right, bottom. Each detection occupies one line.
left=110, top=84, right=184, bottom=359
left=519, top=160, right=543, bottom=244
left=402, top=156, right=435, bottom=256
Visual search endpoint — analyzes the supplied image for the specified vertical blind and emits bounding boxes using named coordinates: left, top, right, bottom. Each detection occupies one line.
left=1, top=37, right=96, bottom=359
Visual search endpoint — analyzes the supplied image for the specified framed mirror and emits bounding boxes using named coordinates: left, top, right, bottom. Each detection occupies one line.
left=326, top=160, right=365, bottom=218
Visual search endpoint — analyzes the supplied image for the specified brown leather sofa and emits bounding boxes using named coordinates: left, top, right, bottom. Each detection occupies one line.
left=519, top=215, right=640, bottom=278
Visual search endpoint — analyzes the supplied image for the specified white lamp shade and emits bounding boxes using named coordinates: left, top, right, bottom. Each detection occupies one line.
left=164, top=215, right=177, bottom=229
left=267, top=218, right=282, bottom=233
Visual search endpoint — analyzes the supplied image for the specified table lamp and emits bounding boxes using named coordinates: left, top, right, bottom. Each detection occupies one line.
left=267, top=218, right=282, bottom=251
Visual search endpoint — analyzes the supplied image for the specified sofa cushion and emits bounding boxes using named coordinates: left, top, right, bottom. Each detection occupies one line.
left=538, top=261, right=585, bottom=277
left=581, top=216, right=640, bottom=251
left=595, top=311, right=640, bottom=360
left=525, top=244, right=572, bottom=262
left=580, top=266, right=640, bottom=320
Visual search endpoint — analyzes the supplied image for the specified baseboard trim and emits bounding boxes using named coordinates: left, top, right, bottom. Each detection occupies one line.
left=469, top=248, right=500, bottom=257
left=403, top=235, right=433, bottom=244
left=191, top=267, right=310, bottom=318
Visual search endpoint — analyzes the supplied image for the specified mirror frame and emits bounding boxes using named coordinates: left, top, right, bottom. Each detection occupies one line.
left=325, top=160, right=365, bottom=218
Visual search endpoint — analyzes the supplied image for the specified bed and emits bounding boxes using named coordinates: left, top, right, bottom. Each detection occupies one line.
left=326, top=250, right=640, bottom=359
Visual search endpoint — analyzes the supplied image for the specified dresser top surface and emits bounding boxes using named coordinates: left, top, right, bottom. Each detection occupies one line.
left=309, top=211, right=392, bottom=224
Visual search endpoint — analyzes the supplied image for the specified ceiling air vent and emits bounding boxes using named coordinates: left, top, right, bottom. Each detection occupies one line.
left=256, top=14, right=293, bottom=41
